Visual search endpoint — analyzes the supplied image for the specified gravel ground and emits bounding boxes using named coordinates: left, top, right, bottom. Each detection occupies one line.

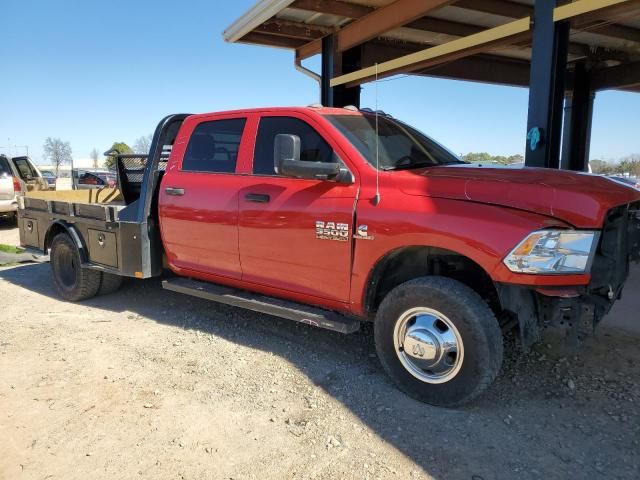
left=0, top=218, right=20, bottom=246
left=1, top=222, right=639, bottom=479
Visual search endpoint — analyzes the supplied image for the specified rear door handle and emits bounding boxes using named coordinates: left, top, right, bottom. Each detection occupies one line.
left=244, top=193, right=270, bottom=203
left=165, top=187, right=185, bottom=196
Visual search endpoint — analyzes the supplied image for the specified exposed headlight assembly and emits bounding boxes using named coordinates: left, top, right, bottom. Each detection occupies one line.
left=504, top=230, right=599, bottom=274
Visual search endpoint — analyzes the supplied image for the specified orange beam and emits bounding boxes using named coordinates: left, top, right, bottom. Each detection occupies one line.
left=336, top=0, right=453, bottom=52
left=296, top=0, right=452, bottom=59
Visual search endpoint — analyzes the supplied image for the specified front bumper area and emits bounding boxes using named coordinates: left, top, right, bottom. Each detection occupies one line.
left=498, top=201, right=640, bottom=348
left=497, top=283, right=621, bottom=348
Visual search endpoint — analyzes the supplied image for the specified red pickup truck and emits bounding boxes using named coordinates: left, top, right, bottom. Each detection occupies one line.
left=18, top=107, right=640, bottom=406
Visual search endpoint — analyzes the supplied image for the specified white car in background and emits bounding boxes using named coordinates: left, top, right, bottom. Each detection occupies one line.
left=0, top=154, right=49, bottom=223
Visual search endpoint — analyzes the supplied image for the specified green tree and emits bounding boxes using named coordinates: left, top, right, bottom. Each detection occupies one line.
left=617, top=154, right=640, bottom=176
left=617, top=159, right=633, bottom=175
left=104, top=142, right=132, bottom=170
left=590, top=159, right=615, bottom=175
left=461, top=152, right=493, bottom=163
left=461, top=152, right=523, bottom=165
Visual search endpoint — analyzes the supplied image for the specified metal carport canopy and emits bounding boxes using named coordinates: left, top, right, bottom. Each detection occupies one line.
left=224, top=0, right=640, bottom=169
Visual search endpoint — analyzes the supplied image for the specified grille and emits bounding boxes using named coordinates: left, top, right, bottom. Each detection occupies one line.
left=590, top=203, right=638, bottom=298
left=629, top=201, right=640, bottom=262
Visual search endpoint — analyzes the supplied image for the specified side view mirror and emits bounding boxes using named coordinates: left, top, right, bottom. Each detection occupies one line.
left=274, top=134, right=301, bottom=173
left=274, top=134, right=352, bottom=182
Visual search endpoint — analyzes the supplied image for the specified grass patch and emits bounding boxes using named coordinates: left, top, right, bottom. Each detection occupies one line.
left=0, top=244, right=24, bottom=254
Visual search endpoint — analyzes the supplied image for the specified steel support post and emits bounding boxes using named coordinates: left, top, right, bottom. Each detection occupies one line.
left=321, top=35, right=335, bottom=107
left=525, top=1, right=570, bottom=168
left=335, top=46, right=362, bottom=108
left=321, top=34, right=361, bottom=107
left=561, top=62, right=595, bottom=171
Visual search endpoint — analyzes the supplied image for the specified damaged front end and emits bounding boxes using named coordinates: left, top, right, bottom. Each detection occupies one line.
left=498, top=201, right=640, bottom=348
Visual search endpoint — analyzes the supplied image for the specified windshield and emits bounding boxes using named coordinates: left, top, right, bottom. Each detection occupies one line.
left=326, top=114, right=464, bottom=170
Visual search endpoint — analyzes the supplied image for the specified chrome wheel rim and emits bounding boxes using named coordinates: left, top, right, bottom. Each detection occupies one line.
left=393, top=307, right=464, bottom=384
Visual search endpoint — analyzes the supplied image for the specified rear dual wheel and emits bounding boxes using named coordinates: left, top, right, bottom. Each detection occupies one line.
left=50, top=233, right=123, bottom=301
left=99, top=272, right=124, bottom=295
left=374, top=277, right=503, bottom=407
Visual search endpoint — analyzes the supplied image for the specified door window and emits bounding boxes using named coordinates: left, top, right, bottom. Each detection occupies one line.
left=182, top=118, right=246, bottom=173
left=253, top=117, right=335, bottom=175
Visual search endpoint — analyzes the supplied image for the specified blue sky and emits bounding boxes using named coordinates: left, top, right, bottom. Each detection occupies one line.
left=1, top=0, right=638, bottom=165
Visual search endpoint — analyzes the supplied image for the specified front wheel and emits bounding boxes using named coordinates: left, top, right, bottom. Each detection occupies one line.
left=374, top=277, right=503, bottom=407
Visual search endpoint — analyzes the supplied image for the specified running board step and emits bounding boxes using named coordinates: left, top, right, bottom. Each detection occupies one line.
left=162, top=277, right=360, bottom=334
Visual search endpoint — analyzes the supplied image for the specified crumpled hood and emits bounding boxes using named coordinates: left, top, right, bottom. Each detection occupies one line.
left=398, top=166, right=640, bottom=228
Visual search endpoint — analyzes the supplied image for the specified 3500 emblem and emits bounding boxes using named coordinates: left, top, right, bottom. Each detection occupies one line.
left=316, top=221, right=349, bottom=242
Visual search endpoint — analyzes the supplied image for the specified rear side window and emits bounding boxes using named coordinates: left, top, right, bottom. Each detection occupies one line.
left=0, top=156, right=11, bottom=177
left=182, top=118, right=246, bottom=173
left=253, top=117, right=335, bottom=175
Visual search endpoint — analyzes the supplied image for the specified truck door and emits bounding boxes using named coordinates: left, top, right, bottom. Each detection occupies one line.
left=159, top=116, right=248, bottom=279
left=238, top=115, right=358, bottom=303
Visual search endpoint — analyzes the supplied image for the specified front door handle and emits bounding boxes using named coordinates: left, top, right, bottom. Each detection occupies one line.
left=245, top=193, right=270, bottom=203
left=165, top=187, right=185, bottom=196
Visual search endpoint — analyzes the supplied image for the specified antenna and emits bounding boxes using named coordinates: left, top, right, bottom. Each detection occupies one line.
left=373, top=63, right=381, bottom=206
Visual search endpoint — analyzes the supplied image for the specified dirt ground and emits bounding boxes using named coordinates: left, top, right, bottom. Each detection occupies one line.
left=1, top=220, right=639, bottom=480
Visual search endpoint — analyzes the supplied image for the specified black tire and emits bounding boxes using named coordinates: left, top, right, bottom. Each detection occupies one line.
left=374, top=276, right=503, bottom=407
left=5, top=211, right=17, bottom=225
left=98, top=272, right=123, bottom=296
left=50, top=233, right=101, bottom=302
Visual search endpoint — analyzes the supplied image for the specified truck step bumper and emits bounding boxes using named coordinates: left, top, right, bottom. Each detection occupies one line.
left=162, top=277, right=361, bottom=334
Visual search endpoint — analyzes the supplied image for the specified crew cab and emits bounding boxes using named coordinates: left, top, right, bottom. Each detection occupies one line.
left=18, top=107, right=640, bottom=406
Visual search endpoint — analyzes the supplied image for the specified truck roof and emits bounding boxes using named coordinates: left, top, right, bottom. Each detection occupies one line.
left=187, top=105, right=364, bottom=121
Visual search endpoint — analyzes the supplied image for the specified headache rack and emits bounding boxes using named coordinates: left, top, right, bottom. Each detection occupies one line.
left=110, top=149, right=171, bottom=206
